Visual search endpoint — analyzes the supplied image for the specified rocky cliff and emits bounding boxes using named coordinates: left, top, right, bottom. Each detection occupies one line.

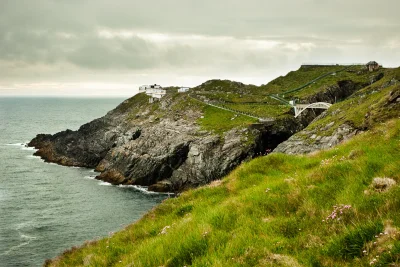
left=29, top=91, right=308, bottom=192
left=29, top=66, right=394, bottom=192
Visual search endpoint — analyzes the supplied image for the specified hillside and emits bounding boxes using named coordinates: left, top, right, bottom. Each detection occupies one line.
left=28, top=64, right=388, bottom=192
left=39, top=64, right=400, bottom=266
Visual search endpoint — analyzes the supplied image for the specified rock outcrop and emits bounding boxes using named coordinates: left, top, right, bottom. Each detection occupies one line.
left=274, top=121, right=358, bottom=154
left=29, top=93, right=307, bottom=192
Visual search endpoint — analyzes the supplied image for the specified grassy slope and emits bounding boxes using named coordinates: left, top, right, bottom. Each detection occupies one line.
left=191, top=65, right=376, bottom=119
left=47, top=77, right=400, bottom=266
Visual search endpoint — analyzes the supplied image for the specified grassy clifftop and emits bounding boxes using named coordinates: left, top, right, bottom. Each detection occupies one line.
left=45, top=66, right=400, bottom=266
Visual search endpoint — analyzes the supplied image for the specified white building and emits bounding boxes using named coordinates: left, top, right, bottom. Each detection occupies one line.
left=139, top=84, right=166, bottom=103
left=178, top=87, right=190, bottom=93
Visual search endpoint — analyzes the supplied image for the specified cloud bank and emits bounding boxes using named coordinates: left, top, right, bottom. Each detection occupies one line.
left=1, top=0, right=399, bottom=96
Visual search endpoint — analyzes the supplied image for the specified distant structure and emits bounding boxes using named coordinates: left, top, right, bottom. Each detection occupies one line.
left=139, top=84, right=166, bottom=103
left=366, top=61, right=380, bottom=72
left=178, top=87, right=190, bottom=93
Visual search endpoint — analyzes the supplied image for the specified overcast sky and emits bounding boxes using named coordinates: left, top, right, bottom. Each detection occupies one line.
left=1, top=0, right=399, bottom=96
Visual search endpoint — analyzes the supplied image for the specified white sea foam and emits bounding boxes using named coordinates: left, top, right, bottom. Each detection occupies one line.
left=21, top=146, right=37, bottom=151
left=1, top=234, right=37, bottom=256
left=5, top=142, right=38, bottom=152
left=0, top=241, right=31, bottom=256
left=98, top=181, right=112, bottom=186
left=118, top=185, right=174, bottom=195
left=5, top=143, right=25, bottom=147
left=20, top=234, right=37, bottom=240
left=84, top=175, right=96, bottom=180
left=0, top=222, right=38, bottom=256
left=26, top=155, right=42, bottom=160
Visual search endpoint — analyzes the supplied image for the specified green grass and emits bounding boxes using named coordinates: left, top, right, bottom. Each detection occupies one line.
left=284, top=66, right=379, bottom=99
left=259, top=65, right=372, bottom=98
left=198, top=105, right=257, bottom=135
left=46, top=117, right=400, bottom=267
left=222, top=103, right=291, bottom=118
left=114, top=93, right=150, bottom=114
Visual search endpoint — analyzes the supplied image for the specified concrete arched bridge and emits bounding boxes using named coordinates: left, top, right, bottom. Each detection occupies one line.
left=270, top=95, right=332, bottom=118
left=293, top=102, right=332, bottom=117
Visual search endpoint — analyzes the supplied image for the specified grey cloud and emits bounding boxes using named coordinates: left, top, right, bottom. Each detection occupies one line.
left=1, top=0, right=399, bottom=95
left=67, top=36, right=159, bottom=70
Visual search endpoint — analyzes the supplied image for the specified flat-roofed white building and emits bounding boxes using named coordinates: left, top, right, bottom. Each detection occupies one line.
left=139, top=84, right=166, bottom=103
left=178, top=87, right=190, bottom=93
left=146, top=88, right=166, bottom=99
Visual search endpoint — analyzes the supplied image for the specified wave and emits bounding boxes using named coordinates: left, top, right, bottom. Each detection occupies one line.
left=20, top=234, right=37, bottom=240
left=1, top=234, right=37, bottom=256
left=0, top=241, right=32, bottom=256
left=4, top=143, right=26, bottom=147
left=26, top=155, right=42, bottom=160
left=21, top=146, right=37, bottom=151
left=0, top=222, right=38, bottom=256
left=84, top=175, right=96, bottom=180
left=117, top=185, right=174, bottom=196
left=5, top=142, right=38, bottom=152
left=98, top=181, right=112, bottom=186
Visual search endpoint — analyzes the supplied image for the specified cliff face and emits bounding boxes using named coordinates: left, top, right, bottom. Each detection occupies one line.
left=29, top=92, right=306, bottom=192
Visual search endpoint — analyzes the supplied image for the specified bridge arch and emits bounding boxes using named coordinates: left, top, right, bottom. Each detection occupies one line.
left=294, top=102, right=332, bottom=118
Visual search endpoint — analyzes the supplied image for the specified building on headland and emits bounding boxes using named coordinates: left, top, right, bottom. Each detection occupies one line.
left=178, top=87, right=190, bottom=93
left=139, top=84, right=166, bottom=103
left=366, top=61, right=380, bottom=72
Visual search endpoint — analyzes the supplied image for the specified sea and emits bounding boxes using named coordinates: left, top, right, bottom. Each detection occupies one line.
left=0, top=97, right=168, bottom=267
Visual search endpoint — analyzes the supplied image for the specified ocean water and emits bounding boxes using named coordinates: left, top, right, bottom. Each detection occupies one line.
left=0, top=97, right=167, bottom=266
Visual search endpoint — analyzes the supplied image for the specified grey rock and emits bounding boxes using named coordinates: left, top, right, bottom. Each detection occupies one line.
left=274, top=123, right=355, bottom=155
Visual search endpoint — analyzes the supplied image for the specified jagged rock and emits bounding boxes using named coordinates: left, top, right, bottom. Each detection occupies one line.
left=370, top=72, right=385, bottom=84
left=148, top=180, right=173, bottom=192
left=388, top=87, right=400, bottom=103
left=274, top=123, right=356, bottom=154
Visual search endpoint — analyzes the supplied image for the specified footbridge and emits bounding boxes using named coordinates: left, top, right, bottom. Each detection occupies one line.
left=293, top=102, right=332, bottom=117
left=270, top=95, right=332, bottom=118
